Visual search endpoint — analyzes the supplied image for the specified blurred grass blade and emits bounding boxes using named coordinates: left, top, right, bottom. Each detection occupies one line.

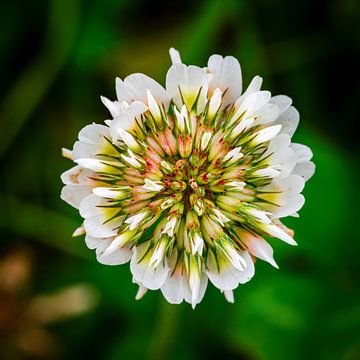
left=0, top=192, right=89, bottom=259
left=0, top=0, right=80, bottom=158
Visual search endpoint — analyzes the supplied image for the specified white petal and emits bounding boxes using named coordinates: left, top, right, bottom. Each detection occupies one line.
left=278, top=174, right=306, bottom=196
left=160, top=252, right=189, bottom=304
left=274, top=106, right=299, bottom=137
left=260, top=174, right=301, bottom=195
left=223, top=290, right=234, bottom=303
left=267, top=134, right=291, bottom=154
left=83, top=216, right=122, bottom=238
left=236, top=251, right=255, bottom=284
left=110, top=101, right=148, bottom=136
left=275, top=194, right=305, bottom=218
left=117, top=74, right=170, bottom=108
left=197, top=273, right=208, bottom=304
left=188, top=273, right=208, bottom=308
left=92, top=186, right=130, bottom=200
left=270, top=95, right=292, bottom=114
left=100, top=96, right=127, bottom=118
left=73, top=124, right=114, bottom=160
left=125, top=212, right=147, bottom=231
left=78, top=124, right=110, bottom=144
left=161, top=272, right=188, bottom=304
left=169, top=48, right=182, bottom=64
left=79, top=194, right=123, bottom=238
left=293, top=161, right=315, bottom=181
left=236, top=90, right=271, bottom=118
left=115, top=77, right=135, bottom=103
left=269, top=146, right=297, bottom=179
left=166, top=64, right=209, bottom=113
left=252, top=125, right=282, bottom=145
left=60, top=184, right=93, bottom=208
left=97, top=243, right=132, bottom=265
left=135, top=284, right=148, bottom=300
left=85, top=234, right=132, bottom=265
left=291, top=143, right=313, bottom=162
left=240, top=75, right=263, bottom=98
left=206, top=251, right=248, bottom=291
left=257, top=175, right=305, bottom=217
left=208, top=88, right=222, bottom=118
left=146, top=89, right=162, bottom=120
left=75, top=158, right=121, bottom=173
left=126, top=100, right=148, bottom=118
left=253, top=167, right=280, bottom=178
left=85, top=234, right=103, bottom=250
left=207, top=54, right=242, bottom=105
left=130, top=242, right=170, bottom=290
left=253, top=102, right=279, bottom=125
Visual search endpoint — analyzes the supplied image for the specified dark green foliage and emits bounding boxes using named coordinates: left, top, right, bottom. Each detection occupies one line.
left=0, top=0, right=359, bottom=359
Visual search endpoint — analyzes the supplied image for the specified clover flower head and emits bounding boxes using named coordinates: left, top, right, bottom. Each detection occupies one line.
left=61, top=48, right=315, bottom=308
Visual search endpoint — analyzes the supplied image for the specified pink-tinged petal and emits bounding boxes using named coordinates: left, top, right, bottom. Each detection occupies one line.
left=61, top=165, right=94, bottom=185
left=240, top=230, right=278, bottom=268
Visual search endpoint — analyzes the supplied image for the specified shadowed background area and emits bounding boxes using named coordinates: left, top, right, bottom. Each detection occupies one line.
left=0, top=0, right=359, bottom=359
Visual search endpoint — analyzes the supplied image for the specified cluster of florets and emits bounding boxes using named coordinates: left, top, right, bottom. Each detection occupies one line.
left=61, top=48, right=315, bottom=307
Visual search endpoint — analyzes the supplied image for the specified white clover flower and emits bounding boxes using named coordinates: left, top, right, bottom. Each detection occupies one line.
left=61, top=48, right=315, bottom=308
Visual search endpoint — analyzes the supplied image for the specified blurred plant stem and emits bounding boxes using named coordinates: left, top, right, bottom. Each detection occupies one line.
left=0, top=0, right=80, bottom=158
left=148, top=300, right=181, bottom=360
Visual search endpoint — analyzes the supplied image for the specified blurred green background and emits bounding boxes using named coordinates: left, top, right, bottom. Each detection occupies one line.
left=0, top=0, right=359, bottom=359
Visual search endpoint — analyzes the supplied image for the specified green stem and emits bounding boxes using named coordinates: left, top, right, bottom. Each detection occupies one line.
left=148, top=300, right=181, bottom=360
